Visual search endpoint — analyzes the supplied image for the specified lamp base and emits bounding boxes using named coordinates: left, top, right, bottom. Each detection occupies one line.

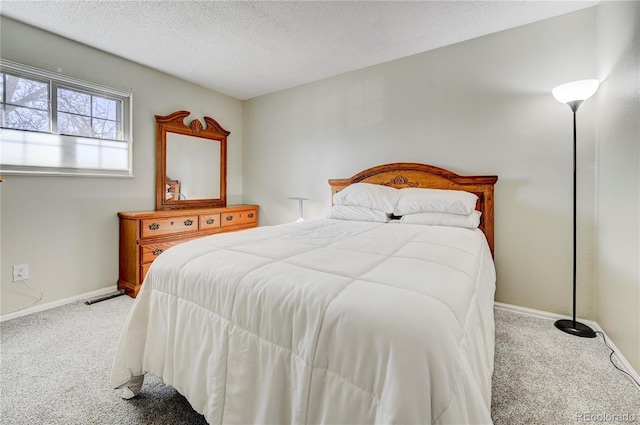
left=554, top=319, right=596, bottom=338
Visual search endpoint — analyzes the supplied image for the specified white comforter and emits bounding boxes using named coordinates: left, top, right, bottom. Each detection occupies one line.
left=111, top=219, right=496, bottom=424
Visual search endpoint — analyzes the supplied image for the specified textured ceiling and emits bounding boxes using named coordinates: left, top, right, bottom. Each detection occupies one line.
left=1, top=1, right=598, bottom=100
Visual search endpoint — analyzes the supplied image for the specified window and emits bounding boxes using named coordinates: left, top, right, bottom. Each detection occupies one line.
left=0, top=59, right=132, bottom=176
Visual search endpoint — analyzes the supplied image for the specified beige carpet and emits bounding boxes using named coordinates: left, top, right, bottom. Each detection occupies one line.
left=492, top=308, right=639, bottom=424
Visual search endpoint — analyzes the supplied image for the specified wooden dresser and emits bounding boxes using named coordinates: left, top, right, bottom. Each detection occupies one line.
left=118, top=205, right=259, bottom=297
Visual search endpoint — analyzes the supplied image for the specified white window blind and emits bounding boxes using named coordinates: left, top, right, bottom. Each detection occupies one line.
left=0, top=59, right=133, bottom=177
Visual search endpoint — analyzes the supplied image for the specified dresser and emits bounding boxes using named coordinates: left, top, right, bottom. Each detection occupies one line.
left=118, top=205, right=259, bottom=297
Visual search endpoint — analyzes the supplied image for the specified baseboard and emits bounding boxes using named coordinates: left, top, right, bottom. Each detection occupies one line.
left=495, top=301, right=640, bottom=389
left=0, top=285, right=119, bottom=322
left=494, top=301, right=597, bottom=325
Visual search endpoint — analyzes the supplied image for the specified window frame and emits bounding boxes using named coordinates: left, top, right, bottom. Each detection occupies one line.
left=0, top=59, right=133, bottom=177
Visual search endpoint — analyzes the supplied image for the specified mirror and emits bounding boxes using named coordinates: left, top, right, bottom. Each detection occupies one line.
left=156, top=110, right=227, bottom=210
left=166, top=133, right=221, bottom=200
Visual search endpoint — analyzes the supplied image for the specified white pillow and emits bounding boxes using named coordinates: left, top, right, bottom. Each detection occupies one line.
left=393, top=188, right=478, bottom=215
left=327, top=205, right=390, bottom=223
left=333, top=183, right=400, bottom=214
left=400, top=210, right=482, bottom=229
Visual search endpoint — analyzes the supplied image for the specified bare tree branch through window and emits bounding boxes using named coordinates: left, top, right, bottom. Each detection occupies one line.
left=0, top=60, right=131, bottom=176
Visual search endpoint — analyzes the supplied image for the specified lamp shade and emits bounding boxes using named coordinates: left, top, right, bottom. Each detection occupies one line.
left=552, top=79, right=599, bottom=104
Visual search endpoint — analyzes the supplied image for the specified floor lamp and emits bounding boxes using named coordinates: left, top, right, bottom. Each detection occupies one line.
left=551, top=79, right=599, bottom=338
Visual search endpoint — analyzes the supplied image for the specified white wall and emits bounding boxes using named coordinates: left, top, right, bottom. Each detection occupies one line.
left=0, top=17, right=243, bottom=314
left=244, top=9, right=599, bottom=318
left=595, top=1, right=640, bottom=372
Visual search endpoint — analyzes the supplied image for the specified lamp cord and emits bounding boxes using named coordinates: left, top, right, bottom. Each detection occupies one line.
left=594, top=331, right=640, bottom=389
left=15, top=279, right=43, bottom=310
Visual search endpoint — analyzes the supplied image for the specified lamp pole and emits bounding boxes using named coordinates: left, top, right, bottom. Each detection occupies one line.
left=571, top=104, right=578, bottom=328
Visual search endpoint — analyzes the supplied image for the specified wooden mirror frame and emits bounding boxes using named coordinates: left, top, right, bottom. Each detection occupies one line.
left=155, top=110, right=228, bottom=210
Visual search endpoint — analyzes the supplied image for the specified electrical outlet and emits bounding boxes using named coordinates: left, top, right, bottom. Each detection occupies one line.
left=12, top=264, right=29, bottom=282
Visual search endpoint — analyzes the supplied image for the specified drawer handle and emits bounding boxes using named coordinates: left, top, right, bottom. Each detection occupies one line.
left=206, top=218, right=215, bottom=225
left=184, top=219, right=194, bottom=226
left=148, top=223, right=160, bottom=230
left=152, top=248, right=163, bottom=256
left=226, top=215, right=233, bottom=221
left=248, top=213, right=254, bottom=218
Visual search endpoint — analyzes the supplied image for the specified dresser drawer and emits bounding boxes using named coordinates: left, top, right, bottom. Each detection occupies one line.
left=141, top=241, right=182, bottom=264
left=119, top=205, right=259, bottom=298
left=141, top=215, right=198, bottom=238
left=200, top=213, right=221, bottom=230
left=221, top=209, right=258, bottom=227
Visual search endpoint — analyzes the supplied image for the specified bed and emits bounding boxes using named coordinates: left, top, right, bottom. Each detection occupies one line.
left=111, top=162, right=498, bottom=424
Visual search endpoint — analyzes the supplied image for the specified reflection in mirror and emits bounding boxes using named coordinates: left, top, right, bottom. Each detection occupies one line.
left=166, top=133, right=221, bottom=200
left=165, top=176, right=181, bottom=201
left=155, top=110, right=228, bottom=210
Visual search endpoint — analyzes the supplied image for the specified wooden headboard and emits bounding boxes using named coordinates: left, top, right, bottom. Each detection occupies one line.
left=328, top=163, right=498, bottom=255
left=165, top=176, right=180, bottom=201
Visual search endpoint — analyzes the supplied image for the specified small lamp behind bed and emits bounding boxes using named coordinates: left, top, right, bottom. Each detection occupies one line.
left=287, top=197, right=308, bottom=222
left=551, top=79, right=599, bottom=338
